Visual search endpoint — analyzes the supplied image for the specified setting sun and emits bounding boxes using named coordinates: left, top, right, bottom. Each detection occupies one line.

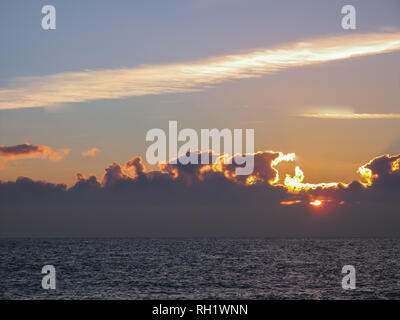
left=309, top=200, right=323, bottom=207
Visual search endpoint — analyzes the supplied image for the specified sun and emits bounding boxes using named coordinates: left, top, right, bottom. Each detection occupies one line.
left=309, top=200, right=323, bottom=207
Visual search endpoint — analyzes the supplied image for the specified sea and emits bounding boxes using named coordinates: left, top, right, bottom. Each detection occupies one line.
left=1, top=238, right=399, bottom=299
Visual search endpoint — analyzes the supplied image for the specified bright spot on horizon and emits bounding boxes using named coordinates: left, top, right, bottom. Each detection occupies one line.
left=309, top=200, right=323, bottom=207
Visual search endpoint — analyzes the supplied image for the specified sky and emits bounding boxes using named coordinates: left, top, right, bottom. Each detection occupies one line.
left=0, top=0, right=400, bottom=237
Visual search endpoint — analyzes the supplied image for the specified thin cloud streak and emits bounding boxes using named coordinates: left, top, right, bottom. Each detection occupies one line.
left=0, top=32, right=400, bottom=110
left=299, top=113, right=400, bottom=119
left=82, top=147, right=100, bottom=158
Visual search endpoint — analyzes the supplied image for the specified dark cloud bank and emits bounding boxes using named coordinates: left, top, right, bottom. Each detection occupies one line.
left=1, top=152, right=400, bottom=237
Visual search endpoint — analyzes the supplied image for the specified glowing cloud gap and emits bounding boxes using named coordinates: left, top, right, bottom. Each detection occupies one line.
left=283, top=166, right=346, bottom=192
left=0, top=32, right=400, bottom=109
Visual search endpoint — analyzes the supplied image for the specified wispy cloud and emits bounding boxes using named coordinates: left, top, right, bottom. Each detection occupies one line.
left=298, top=113, right=400, bottom=119
left=82, top=147, right=100, bottom=158
left=0, top=143, right=70, bottom=169
left=1, top=32, right=400, bottom=110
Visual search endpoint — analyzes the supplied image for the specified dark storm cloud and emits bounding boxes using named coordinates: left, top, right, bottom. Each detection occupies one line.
left=0, top=152, right=400, bottom=237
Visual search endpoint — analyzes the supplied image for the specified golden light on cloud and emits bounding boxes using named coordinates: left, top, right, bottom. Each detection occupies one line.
left=280, top=200, right=302, bottom=205
left=246, top=175, right=256, bottom=185
left=277, top=153, right=400, bottom=207
left=357, top=165, right=377, bottom=187
left=283, top=166, right=344, bottom=192
left=270, top=152, right=296, bottom=184
left=0, top=31, right=400, bottom=110
left=392, top=159, right=400, bottom=172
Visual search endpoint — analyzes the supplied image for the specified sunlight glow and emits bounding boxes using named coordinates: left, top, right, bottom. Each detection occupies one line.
left=309, top=200, right=323, bottom=207
left=299, top=113, right=400, bottom=119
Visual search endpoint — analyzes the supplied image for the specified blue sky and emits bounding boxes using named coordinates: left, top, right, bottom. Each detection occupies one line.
left=1, top=0, right=399, bottom=77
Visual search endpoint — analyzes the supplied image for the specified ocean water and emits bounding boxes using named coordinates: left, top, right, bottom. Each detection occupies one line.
left=0, top=238, right=399, bottom=300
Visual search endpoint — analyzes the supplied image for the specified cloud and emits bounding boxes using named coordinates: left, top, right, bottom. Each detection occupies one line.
left=298, top=113, right=400, bottom=119
left=0, top=143, right=70, bottom=168
left=358, top=154, right=400, bottom=189
left=1, top=32, right=400, bottom=110
left=1, top=150, right=400, bottom=237
left=81, top=147, right=100, bottom=158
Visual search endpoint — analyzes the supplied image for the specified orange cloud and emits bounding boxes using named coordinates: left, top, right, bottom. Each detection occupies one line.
left=81, top=147, right=100, bottom=158
left=0, top=143, right=70, bottom=167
